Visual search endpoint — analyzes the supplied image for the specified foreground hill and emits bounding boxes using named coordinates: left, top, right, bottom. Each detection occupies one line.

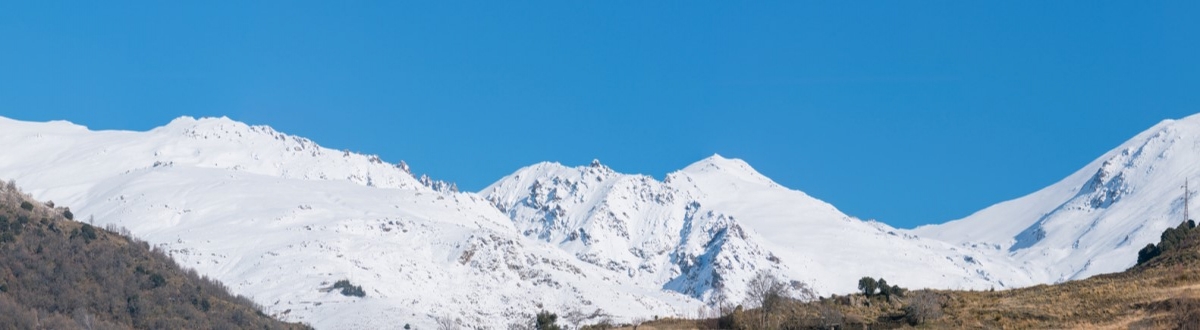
left=0, top=181, right=309, bottom=329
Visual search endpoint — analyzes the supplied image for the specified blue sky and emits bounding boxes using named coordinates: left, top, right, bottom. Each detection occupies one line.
left=2, top=2, right=1198, bottom=228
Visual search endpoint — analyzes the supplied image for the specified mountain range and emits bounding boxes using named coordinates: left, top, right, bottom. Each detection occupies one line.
left=0, top=114, right=1195, bottom=329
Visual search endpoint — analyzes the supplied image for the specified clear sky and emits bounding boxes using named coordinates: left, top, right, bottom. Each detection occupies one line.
left=2, top=2, right=1198, bottom=229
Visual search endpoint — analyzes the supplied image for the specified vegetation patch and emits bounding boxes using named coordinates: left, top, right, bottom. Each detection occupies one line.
left=332, top=279, right=366, bottom=297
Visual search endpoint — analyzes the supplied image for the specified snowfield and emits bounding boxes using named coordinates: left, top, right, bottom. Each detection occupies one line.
left=1, top=114, right=1197, bottom=328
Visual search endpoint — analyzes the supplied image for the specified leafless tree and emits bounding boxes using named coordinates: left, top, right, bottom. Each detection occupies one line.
left=790, top=280, right=817, bottom=303
left=435, top=315, right=462, bottom=330
left=814, top=303, right=844, bottom=330
left=903, top=290, right=944, bottom=325
left=507, top=317, right=535, bottom=330
left=563, top=309, right=590, bottom=327
left=745, top=271, right=791, bottom=329
left=709, top=289, right=732, bottom=315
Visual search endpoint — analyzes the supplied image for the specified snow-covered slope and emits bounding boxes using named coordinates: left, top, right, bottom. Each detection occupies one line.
left=0, top=116, right=701, bottom=329
left=482, top=156, right=1029, bottom=301
left=913, top=113, right=1200, bottom=283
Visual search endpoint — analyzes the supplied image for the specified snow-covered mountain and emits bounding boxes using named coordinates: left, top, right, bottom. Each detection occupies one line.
left=481, top=156, right=1027, bottom=301
left=0, top=116, right=701, bottom=329
left=913, top=113, right=1200, bottom=284
left=6, top=113, right=1194, bottom=329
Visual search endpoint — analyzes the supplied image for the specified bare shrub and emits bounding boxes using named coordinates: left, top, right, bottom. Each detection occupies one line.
left=903, top=290, right=944, bottom=325
left=745, top=271, right=790, bottom=329
left=507, top=320, right=535, bottom=330
left=435, top=315, right=461, bottom=330
left=815, top=302, right=844, bottom=330
left=791, top=280, right=817, bottom=303
left=1150, top=296, right=1200, bottom=330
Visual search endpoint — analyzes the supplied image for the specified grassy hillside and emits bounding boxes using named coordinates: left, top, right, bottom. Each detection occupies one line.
left=624, top=222, right=1200, bottom=330
left=0, top=181, right=310, bottom=329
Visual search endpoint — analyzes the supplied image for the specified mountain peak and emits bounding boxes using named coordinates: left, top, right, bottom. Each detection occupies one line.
left=678, top=154, right=777, bottom=187
left=683, top=154, right=742, bottom=170
left=163, top=115, right=245, bottom=130
left=156, top=116, right=254, bottom=138
left=165, top=115, right=198, bottom=126
left=527, top=161, right=572, bottom=173
left=165, top=115, right=238, bottom=126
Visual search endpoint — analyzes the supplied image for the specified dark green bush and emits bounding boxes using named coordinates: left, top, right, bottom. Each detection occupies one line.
left=536, top=311, right=562, bottom=330
left=1138, top=243, right=1161, bottom=264
left=332, top=279, right=366, bottom=297
left=150, top=273, right=167, bottom=288
left=858, top=277, right=877, bottom=297
left=1137, top=220, right=1197, bottom=266
left=80, top=223, right=97, bottom=241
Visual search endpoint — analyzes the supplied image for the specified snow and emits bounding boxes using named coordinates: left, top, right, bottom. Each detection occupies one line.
left=482, top=154, right=1029, bottom=303
left=913, top=114, right=1200, bottom=283
left=4, top=113, right=1197, bottom=329
left=0, top=116, right=701, bottom=329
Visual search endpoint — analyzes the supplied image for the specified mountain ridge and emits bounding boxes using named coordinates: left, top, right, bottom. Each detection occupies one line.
left=482, top=150, right=1020, bottom=301
left=2, top=113, right=1198, bottom=328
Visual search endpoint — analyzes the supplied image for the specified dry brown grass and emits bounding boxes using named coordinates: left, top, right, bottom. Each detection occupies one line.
left=612, top=320, right=699, bottom=330
left=920, top=237, right=1200, bottom=329
left=608, top=317, right=704, bottom=330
